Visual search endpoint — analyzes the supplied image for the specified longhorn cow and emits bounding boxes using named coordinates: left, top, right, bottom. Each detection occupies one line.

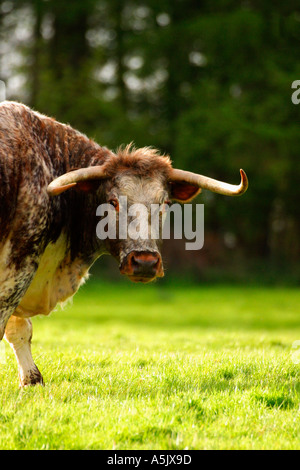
left=0, top=101, right=248, bottom=386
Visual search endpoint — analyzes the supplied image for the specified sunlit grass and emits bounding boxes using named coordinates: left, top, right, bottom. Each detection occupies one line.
left=0, top=282, right=300, bottom=449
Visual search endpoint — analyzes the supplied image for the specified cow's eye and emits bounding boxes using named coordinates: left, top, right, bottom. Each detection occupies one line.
left=108, top=198, right=119, bottom=211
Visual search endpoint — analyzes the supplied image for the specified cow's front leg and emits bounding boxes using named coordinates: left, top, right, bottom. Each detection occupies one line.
left=4, top=316, right=44, bottom=387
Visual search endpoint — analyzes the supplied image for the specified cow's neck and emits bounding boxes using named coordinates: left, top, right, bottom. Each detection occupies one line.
left=40, top=115, right=112, bottom=175
left=38, top=115, right=111, bottom=264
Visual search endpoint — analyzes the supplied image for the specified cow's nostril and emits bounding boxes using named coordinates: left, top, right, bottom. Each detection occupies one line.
left=131, top=256, right=140, bottom=267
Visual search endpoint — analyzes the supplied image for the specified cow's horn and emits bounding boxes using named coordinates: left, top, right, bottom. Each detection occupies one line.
left=47, top=166, right=108, bottom=196
left=169, top=168, right=248, bottom=196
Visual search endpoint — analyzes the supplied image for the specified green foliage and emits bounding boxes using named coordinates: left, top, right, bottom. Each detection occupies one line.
left=0, top=0, right=299, bottom=272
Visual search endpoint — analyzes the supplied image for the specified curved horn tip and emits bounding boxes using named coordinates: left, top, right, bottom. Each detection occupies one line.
left=239, top=169, right=248, bottom=194
left=47, top=182, right=77, bottom=196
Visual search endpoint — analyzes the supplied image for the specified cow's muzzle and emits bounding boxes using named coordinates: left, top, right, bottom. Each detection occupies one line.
left=119, top=251, right=164, bottom=283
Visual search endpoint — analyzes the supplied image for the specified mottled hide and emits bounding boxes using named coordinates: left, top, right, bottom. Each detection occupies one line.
left=0, top=101, right=174, bottom=386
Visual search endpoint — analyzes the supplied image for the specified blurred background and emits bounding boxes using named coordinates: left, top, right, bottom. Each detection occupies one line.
left=0, top=0, right=299, bottom=285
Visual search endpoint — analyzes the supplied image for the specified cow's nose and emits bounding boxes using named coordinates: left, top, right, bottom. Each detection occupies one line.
left=129, top=251, right=160, bottom=277
left=120, top=251, right=164, bottom=281
left=131, top=253, right=158, bottom=271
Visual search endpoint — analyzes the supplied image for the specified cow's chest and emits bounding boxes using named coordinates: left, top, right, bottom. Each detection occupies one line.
left=15, top=234, right=89, bottom=317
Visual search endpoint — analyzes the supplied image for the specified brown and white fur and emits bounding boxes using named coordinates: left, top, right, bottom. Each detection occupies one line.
left=0, top=101, right=202, bottom=386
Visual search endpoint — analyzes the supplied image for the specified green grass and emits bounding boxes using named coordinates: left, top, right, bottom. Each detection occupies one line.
left=1, top=281, right=300, bottom=449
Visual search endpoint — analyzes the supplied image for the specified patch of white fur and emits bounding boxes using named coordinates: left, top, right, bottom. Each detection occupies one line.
left=118, top=175, right=168, bottom=206
left=16, top=233, right=90, bottom=318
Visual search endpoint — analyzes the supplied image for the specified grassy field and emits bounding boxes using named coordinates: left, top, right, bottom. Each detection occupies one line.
left=0, top=280, right=300, bottom=450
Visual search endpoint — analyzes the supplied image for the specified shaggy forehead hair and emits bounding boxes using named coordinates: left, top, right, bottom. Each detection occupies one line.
left=102, top=144, right=172, bottom=181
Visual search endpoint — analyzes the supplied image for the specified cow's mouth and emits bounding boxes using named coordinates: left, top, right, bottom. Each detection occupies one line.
left=125, top=274, right=157, bottom=283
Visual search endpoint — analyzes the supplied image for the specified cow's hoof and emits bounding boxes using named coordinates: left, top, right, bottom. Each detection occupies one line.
left=19, top=366, right=44, bottom=387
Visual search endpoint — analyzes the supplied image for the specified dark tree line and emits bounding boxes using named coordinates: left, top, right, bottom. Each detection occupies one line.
left=0, top=0, right=299, bottom=280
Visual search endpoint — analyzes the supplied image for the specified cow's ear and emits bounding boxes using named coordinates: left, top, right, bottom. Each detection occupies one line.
left=74, top=180, right=102, bottom=193
left=48, top=180, right=102, bottom=195
left=169, top=182, right=202, bottom=203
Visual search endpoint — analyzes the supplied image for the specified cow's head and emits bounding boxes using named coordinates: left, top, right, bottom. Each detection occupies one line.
left=47, top=145, right=248, bottom=283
